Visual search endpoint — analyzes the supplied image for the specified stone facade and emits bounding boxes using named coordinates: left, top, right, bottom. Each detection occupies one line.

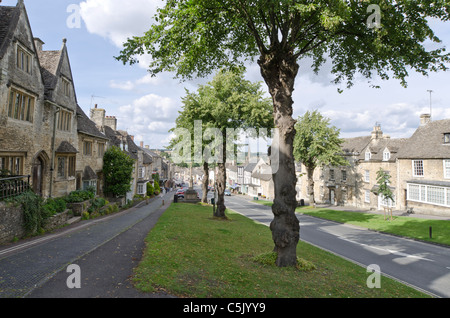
left=0, top=1, right=79, bottom=199
left=296, top=117, right=450, bottom=217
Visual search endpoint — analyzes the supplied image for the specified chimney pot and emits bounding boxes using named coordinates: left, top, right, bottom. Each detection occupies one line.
left=420, top=113, right=431, bottom=126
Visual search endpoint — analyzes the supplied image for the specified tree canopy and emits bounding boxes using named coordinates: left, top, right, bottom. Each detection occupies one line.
left=170, top=68, right=273, bottom=216
left=293, top=110, right=348, bottom=204
left=117, top=1, right=449, bottom=88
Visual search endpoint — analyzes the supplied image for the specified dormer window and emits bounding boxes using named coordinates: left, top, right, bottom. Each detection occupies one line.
left=365, top=150, right=371, bottom=161
left=444, top=133, right=450, bottom=144
left=17, top=45, right=32, bottom=74
left=383, top=149, right=391, bottom=161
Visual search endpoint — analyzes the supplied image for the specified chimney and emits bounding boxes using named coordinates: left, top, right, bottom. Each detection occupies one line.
left=104, top=115, right=117, bottom=131
left=34, top=38, right=44, bottom=52
left=140, top=141, right=144, bottom=148
left=420, top=113, right=431, bottom=126
left=371, top=123, right=383, bottom=140
left=90, top=106, right=105, bottom=128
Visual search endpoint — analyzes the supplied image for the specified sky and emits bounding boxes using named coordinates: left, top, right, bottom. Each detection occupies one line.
left=4, top=0, right=450, bottom=150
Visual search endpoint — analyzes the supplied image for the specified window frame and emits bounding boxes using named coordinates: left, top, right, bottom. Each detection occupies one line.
left=16, top=45, right=32, bottom=74
left=7, top=88, right=35, bottom=123
left=444, top=133, right=450, bottom=144
left=444, top=160, right=450, bottom=179
left=83, top=141, right=93, bottom=156
left=412, top=160, right=424, bottom=177
left=57, top=109, right=72, bottom=132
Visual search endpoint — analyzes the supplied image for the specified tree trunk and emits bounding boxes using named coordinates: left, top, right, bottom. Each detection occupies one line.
left=214, top=137, right=227, bottom=218
left=307, top=167, right=315, bottom=206
left=202, top=162, right=209, bottom=203
left=259, top=52, right=300, bottom=267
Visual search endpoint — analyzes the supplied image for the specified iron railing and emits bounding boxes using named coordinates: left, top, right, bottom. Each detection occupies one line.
left=0, top=175, right=31, bottom=200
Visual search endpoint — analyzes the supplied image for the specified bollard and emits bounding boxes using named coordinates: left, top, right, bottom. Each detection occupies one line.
left=162, top=199, right=165, bottom=206
left=429, top=226, right=432, bottom=239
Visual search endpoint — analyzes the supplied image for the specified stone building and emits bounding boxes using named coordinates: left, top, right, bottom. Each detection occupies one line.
left=396, top=115, right=450, bottom=216
left=90, top=106, right=152, bottom=200
left=0, top=0, right=78, bottom=198
left=76, top=105, right=109, bottom=195
left=296, top=124, right=407, bottom=210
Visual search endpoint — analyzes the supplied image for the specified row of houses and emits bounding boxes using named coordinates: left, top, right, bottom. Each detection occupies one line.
left=224, top=114, right=450, bottom=217
left=0, top=1, right=171, bottom=202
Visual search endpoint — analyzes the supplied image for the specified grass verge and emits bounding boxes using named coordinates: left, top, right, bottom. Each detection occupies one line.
left=300, top=208, right=450, bottom=246
left=132, top=203, right=429, bottom=298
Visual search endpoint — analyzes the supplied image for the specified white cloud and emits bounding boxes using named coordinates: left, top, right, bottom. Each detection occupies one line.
left=79, top=0, right=160, bottom=47
left=109, top=74, right=162, bottom=91
left=117, top=93, right=180, bottom=148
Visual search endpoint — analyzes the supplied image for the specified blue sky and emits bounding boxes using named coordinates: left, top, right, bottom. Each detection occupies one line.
left=4, top=0, right=450, bottom=149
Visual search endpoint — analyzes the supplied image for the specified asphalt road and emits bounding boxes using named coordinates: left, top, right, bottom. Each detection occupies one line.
left=0, top=192, right=175, bottom=298
left=223, top=193, right=450, bottom=298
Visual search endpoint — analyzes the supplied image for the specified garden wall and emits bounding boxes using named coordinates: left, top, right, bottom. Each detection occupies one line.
left=0, top=202, right=25, bottom=245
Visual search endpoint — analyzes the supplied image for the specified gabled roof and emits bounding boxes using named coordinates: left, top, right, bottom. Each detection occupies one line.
left=38, top=50, right=61, bottom=97
left=76, top=105, right=108, bottom=140
left=341, top=136, right=371, bottom=156
left=56, top=141, right=78, bottom=154
left=397, top=119, right=450, bottom=159
left=0, top=3, right=19, bottom=59
left=359, top=137, right=408, bottom=162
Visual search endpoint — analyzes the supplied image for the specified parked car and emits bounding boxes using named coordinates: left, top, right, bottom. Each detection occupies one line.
left=176, top=189, right=185, bottom=198
left=224, top=189, right=231, bottom=196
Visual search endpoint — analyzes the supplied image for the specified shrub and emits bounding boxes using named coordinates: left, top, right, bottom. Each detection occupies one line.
left=88, top=197, right=107, bottom=215
left=146, top=182, right=154, bottom=196
left=11, top=191, right=43, bottom=234
left=64, top=189, right=95, bottom=203
left=103, top=146, right=134, bottom=197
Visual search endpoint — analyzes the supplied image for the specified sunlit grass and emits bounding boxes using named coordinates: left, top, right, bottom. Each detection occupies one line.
left=132, top=203, right=429, bottom=298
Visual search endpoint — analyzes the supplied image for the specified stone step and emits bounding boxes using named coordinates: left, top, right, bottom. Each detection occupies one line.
left=67, top=216, right=81, bottom=225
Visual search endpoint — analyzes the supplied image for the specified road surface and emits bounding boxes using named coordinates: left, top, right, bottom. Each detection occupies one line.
left=221, top=192, right=450, bottom=298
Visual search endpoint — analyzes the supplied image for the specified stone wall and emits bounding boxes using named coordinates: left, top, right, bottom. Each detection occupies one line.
left=0, top=202, right=72, bottom=245
left=0, top=201, right=25, bottom=245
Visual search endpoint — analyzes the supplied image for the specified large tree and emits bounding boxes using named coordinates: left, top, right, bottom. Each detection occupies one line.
left=170, top=68, right=273, bottom=217
left=293, top=110, right=348, bottom=205
left=117, top=1, right=449, bottom=267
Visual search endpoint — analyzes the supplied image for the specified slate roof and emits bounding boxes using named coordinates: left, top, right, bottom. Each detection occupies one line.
left=341, top=136, right=371, bottom=156
left=397, top=119, right=450, bottom=159
left=76, top=105, right=108, bottom=140
left=56, top=141, right=78, bottom=154
left=0, top=5, right=19, bottom=59
left=82, top=166, right=97, bottom=181
left=37, top=50, right=61, bottom=97
left=359, top=137, right=408, bottom=162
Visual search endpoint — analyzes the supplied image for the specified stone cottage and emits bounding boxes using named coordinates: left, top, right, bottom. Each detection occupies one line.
left=0, top=0, right=78, bottom=198
left=76, top=105, right=109, bottom=195
left=396, top=114, right=450, bottom=216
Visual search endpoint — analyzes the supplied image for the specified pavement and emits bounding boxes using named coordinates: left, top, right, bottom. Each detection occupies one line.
left=0, top=193, right=177, bottom=298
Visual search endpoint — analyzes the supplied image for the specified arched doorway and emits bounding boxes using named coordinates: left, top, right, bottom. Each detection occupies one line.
left=32, top=151, right=49, bottom=196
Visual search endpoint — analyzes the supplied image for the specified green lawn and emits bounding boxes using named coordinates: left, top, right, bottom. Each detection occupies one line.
left=300, top=208, right=450, bottom=246
left=132, top=203, right=429, bottom=298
